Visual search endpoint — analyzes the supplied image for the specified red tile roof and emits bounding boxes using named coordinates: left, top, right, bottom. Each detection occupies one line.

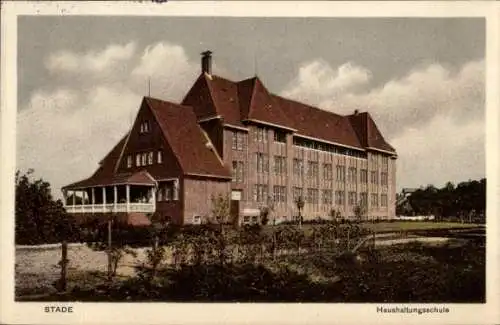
left=145, top=97, right=231, bottom=178
left=63, top=170, right=156, bottom=190
left=203, top=73, right=394, bottom=153
left=348, top=112, right=395, bottom=153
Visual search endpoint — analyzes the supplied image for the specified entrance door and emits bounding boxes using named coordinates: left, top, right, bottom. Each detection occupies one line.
left=230, top=190, right=241, bottom=224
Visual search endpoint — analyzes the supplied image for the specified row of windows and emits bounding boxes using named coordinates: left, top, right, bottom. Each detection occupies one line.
left=291, top=160, right=388, bottom=186
left=293, top=137, right=368, bottom=159
left=127, top=150, right=163, bottom=168
left=156, top=181, right=179, bottom=201
left=269, top=185, right=389, bottom=207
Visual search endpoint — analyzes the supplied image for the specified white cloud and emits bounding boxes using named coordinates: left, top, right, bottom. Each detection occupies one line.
left=18, top=41, right=200, bottom=198
left=281, top=59, right=485, bottom=190
left=131, top=42, right=198, bottom=101
left=46, top=42, right=137, bottom=73
left=391, top=115, right=485, bottom=190
left=282, top=60, right=371, bottom=104
left=17, top=87, right=142, bottom=198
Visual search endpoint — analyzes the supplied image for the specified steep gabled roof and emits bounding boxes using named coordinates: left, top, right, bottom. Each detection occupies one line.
left=145, top=97, right=231, bottom=178
left=347, top=112, right=396, bottom=153
left=205, top=74, right=242, bottom=126
left=272, top=95, right=364, bottom=149
left=237, top=77, right=295, bottom=130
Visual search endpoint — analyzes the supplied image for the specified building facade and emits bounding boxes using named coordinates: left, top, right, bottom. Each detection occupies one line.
left=63, top=51, right=397, bottom=225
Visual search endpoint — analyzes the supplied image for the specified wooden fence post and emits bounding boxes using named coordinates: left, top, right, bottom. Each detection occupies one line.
left=107, top=219, right=112, bottom=282
left=59, top=241, right=68, bottom=292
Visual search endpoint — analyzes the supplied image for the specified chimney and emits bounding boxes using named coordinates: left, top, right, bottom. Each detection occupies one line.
left=354, top=109, right=359, bottom=115
left=201, top=50, right=212, bottom=75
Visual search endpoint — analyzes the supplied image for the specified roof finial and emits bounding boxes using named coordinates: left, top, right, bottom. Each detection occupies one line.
left=148, top=76, right=151, bottom=97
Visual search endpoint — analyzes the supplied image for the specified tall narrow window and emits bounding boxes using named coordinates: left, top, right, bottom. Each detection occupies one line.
left=157, top=150, right=163, bottom=164
left=127, top=155, right=132, bottom=168
left=136, top=154, right=141, bottom=167
left=147, top=152, right=153, bottom=165
left=141, top=153, right=147, bottom=166
left=232, top=131, right=238, bottom=150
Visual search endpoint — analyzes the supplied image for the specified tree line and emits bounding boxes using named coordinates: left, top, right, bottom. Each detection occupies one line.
left=397, top=178, right=486, bottom=222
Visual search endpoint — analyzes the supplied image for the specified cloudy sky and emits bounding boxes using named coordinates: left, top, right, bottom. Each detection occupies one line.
left=17, top=16, right=485, bottom=198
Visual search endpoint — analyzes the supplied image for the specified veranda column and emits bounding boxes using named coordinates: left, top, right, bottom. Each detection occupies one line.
left=126, top=185, right=130, bottom=213
left=102, top=187, right=107, bottom=207
left=80, top=190, right=85, bottom=212
left=151, top=186, right=156, bottom=212
left=91, top=187, right=95, bottom=213
left=72, top=190, right=76, bottom=206
left=113, top=185, right=117, bottom=212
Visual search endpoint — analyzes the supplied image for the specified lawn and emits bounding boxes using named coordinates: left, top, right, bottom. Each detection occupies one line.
left=260, top=221, right=483, bottom=236
left=362, top=221, right=483, bottom=233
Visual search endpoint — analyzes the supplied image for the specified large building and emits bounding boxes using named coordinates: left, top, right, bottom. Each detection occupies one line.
left=63, top=51, right=397, bottom=225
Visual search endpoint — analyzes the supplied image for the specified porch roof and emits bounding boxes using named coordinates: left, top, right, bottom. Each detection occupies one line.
left=62, top=170, right=156, bottom=191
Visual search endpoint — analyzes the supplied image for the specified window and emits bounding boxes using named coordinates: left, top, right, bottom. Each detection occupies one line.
left=193, top=215, right=201, bottom=224
left=274, top=130, right=287, bottom=143
left=293, top=159, right=304, bottom=176
left=232, top=132, right=238, bottom=150
left=157, top=187, right=164, bottom=201
left=293, top=187, right=303, bottom=202
left=256, top=153, right=269, bottom=173
left=371, top=193, right=379, bottom=207
left=307, top=161, right=319, bottom=178
left=273, top=186, right=286, bottom=203
left=157, top=181, right=178, bottom=202
left=335, top=191, right=345, bottom=205
left=253, top=184, right=268, bottom=202
left=323, top=163, right=333, bottom=180
left=360, top=169, right=368, bottom=183
left=348, top=192, right=357, bottom=206
left=381, top=172, right=388, bottom=186
left=306, top=188, right=319, bottom=204
left=147, top=152, right=153, bottom=165
left=157, top=150, right=163, bottom=164
left=381, top=194, right=388, bottom=207
left=232, top=131, right=245, bottom=151
left=371, top=171, right=378, bottom=185
left=136, top=154, right=141, bottom=167
left=126, top=155, right=132, bottom=168
left=322, top=189, right=333, bottom=204
left=141, top=153, right=147, bottom=166
left=336, top=165, right=346, bottom=182
left=360, top=192, right=368, bottom=207
left=348, top=167, right=357, bottom=183
left=232, top=161, right=244, bottom=183
left=139, top=121, right=150, bottom=133
left=274, top=156, right=287, bottom=175
left=382, top=155, right=389, bottom=167
left=256, top=127, right=268, bottom=143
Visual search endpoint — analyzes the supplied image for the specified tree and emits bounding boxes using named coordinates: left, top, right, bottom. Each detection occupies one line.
left=210, top=193, right=230, bottom=224
left=15, top=169, right=81, bottom=245
left=295, top=195, right=305, bottom=228
left=353, top=202, right=366, bottom=223
left=329, top=208, right=342, bottom=223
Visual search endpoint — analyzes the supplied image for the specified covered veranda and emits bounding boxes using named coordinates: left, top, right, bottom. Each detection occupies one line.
left=62, top=171, right=157, bottom=214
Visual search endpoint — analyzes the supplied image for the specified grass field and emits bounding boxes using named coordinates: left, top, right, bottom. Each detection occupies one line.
left=361, top=221, right=483, bottom=233
left=261, top=221, right=483, bottom=235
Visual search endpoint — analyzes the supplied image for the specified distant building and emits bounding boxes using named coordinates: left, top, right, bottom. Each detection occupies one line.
left=62, top=51, right=397, bottom=225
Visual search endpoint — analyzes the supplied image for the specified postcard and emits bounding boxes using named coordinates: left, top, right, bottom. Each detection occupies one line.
left=1, top=1, right=499, bottom=324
